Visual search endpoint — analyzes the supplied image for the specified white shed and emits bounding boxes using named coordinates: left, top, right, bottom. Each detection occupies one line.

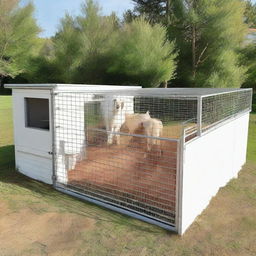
left=5, top=84, right=252, bottom=235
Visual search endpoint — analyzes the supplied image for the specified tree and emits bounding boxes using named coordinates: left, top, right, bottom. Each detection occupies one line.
left=179, top=0, right=247, bottom=88
left=53, top=14, right=81, bottom=83
left=240, top=44, right=256, bottom=90
left=244, top=0, right=256, bottom=28
left=0, top=0, right=40, bottom=86
left=75, top=0, right=177, bottom=87
left=130, top=0, right=247, bottom=88
left=107, top=18, right=177, bottom=87
left=23, top=38, right=63, bottom=83
left=50, top=0, right=119, bottom=84
left=50, top=0, right=176, bottom=87
left=73, top=0, right=120, bottom=84
left=125, top=0, right=171, bottom=25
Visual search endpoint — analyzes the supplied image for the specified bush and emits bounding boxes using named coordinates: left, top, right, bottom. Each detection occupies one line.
left=107, top=18, right=177, bottom=87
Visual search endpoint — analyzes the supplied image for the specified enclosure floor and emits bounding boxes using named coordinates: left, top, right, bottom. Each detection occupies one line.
left=68, top=137, right=177, bottom=220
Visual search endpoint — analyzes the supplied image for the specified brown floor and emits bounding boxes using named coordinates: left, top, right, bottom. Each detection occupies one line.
left=68, top=133, right=178, bottom=221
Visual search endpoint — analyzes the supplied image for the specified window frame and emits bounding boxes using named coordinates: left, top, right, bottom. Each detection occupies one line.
left=24, top=97, right=50, bottom=131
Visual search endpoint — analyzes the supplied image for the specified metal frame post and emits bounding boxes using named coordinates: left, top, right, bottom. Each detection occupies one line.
left=249, top=88, right=253, bottom=112
left=176, top=128, right=185, bottom=235
left=50, top=90, right=57, bottom=187
left=197, top=96, right=202, bottom=136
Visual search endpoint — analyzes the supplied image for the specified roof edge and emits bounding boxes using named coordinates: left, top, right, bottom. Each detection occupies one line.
left=4, top=84, right=58, bottom=89
left=4, top=84, right=142, bottom=90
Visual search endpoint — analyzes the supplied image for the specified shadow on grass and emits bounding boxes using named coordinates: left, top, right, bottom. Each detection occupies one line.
left=0, top=87, right=11, bottom=95
left=0, top=145, right=172, bottom=235
left=0, top=145, right=15, bottom=171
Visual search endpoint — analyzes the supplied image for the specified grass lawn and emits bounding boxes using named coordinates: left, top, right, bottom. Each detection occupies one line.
left=0, top=95, right=255, bottom=256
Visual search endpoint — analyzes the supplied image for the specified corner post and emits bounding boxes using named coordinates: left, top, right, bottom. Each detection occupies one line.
left=197, top=96, right=202, bottom=136
left=176, top=126, right=186, bottom=235
left=51, top=90, right=57, bottom=187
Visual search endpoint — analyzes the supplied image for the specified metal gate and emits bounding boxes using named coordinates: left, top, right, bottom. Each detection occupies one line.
left=51, top=91, right=190, bottom=231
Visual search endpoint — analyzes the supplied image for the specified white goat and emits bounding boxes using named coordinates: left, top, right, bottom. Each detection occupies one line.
left=101, top=97, right=125, bottom=145
left=141, top=118, right=163, bottom=156
left=124, top=111, right=151, bottom=134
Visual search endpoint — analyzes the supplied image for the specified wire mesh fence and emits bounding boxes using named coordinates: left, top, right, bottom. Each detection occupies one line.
left=201, top=89, right=252, bottom=132
left=52, top=88, right=252, bottom=228
left=53, top=91, right=200, bottom=226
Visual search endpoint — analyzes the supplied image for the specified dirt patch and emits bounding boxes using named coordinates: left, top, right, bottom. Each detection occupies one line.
left=0, top=202, right=96, bottom=256
left=0, top=162, right=256, bottom=256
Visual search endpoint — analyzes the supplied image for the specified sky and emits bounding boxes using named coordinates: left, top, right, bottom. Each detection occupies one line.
left=20, top=0, right=134, bottom=38
left=20, top=0, right=256, bottom=38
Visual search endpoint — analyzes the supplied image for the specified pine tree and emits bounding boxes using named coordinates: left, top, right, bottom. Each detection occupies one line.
left=51, top=0, right=177, bottom=87
left=244, top=0, right=256, bottom=28
left=107, top=18, right=177, bottom=87
left=0, top=0, right=40, bottom=86
left=130, top=0, right=247, bottom=88
left=53, top=14, right=81, bottom=82
left=181, top=0, right=247, bottom=87
left=73, top=0, right=119, bottom=84
left=125, top=0, right=172, bottom=25
left=51, top=0, right=119, bottom=84
left=240, top=44, right=256, bottom=90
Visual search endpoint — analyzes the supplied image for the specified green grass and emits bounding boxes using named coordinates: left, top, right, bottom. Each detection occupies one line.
left=0, top=95, right=256, bottom=256
left=0, top=96, right=13, bottom=147
left=0, top=96, right=14, bottom=170
left=252, top=93, right=256, bottom=113
left=247, top=113, right=256, bottom=163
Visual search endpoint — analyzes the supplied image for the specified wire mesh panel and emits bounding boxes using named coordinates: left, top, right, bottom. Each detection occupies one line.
left=52, top=91, right=199, bottom=228
left=201, top=89, right=252, bottom=132
left=69, top=131, right=178, bottom=224
left=51, top=87, right=252, bottom=230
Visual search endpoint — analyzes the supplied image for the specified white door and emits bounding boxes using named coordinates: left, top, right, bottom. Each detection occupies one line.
left=12, top=90, right=53, bottom=184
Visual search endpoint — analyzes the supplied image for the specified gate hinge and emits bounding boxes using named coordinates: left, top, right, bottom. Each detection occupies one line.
left=48, top=151, right=53, bottom=155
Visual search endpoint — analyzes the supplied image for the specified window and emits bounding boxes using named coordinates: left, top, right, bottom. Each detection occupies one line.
left=25, top=98, right=49, bottom=130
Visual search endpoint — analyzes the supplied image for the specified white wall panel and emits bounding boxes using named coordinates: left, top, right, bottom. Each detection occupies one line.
left=180, top=113, right=249, bottom=234
left=16, top=151, right=52, bottom=184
